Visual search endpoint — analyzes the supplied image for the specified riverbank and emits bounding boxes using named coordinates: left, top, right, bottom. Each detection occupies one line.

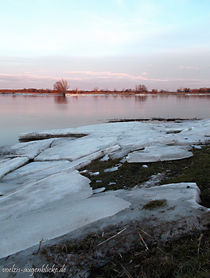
left=38, top=143, right=210, bottom=278
left=0, top=119, right=209, bottom=277
left=1, top=90, right=210, bottom=96
left=81, top=143, right=210, bottom=207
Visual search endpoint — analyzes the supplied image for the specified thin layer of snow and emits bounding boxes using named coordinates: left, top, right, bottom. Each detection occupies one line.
left=126, top=145, right=193, bottom=163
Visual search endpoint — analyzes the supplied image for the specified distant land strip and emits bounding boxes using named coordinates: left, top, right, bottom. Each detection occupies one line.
left=1, top=87, right=210, bottom=95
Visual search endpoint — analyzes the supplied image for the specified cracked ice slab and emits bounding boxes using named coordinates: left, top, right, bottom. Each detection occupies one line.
left=19, top=130, right=87, bottom=142
left=18, top=120, right=210, bottom=163
left=100, top=182, right=208, bottom=226
left=35, top=136, right=117, bottom=161
left=0, top=194, right=130, bottom=258
left=126, top=145, right=193, bottom=163
left=0, top=139, right=54, bottom=160
left=126, top=182, right=202, bottom=210
left=1, top=160, right=74, bottom=190
left=0, top=119, right=209, bottom=259
left=0, top=170, right=92, bottom=220
left=0, top=166, right=130, bottom=258
left=0, top=157, right=29, bottom=179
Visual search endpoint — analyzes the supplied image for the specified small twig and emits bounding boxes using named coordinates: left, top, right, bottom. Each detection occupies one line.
left=120, top=264, right=133, bottom=278
left=157, top=246, right=166, bottom=254
left=62, top=243, right=68, bottom=253
left=138, top=233, right=149, bottom=251
left=139, top=229, right=153, bottom=238
left=197, top=233, right=203, bottom=256
left=97, top=227, right=127, bottom=247
left=33, top=239, right=43, bottom=255
left=113, top=268, right=120, bottom=274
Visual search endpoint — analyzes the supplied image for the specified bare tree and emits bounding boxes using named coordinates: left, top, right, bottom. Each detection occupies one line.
left=53, top=79, right=69, bottom=95
left=135, top=84, right=148, bottom=93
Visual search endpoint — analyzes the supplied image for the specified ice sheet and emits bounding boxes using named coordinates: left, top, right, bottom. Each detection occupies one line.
left=0, top=157, right=29, bottom=179
left=0, top=195, right=130, bottom=258
left=126, top=145, right=193, bottom=163
left=0, top=119, right=210, bottom=259
left=0, top=139, right=54, bottom=159
left=0, top=170, right=92, bottom=220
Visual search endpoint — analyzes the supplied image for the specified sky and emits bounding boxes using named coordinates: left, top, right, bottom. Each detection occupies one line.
left=0, top=0, right=210, bottom=90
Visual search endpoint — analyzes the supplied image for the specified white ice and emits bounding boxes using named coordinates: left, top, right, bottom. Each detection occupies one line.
left=0, top=157, right=29, bottom=179
left=35, top=137, right=117, bottom=161
left=0, top=139, right=54, bottom=160
left=104, top=166, right=119, bottom=172
left=0, top=170, right=92, bottom=220
left=2, top=160, right=73, bottom=188
left=18, top=120, right=210, bottom=165
left=93, top=187, right=106, bottom=194
left=0, top=119, right=210, bottom=259
left=0, top=194, right=130, bottom=258
left=126, top=145, right=193, bottom=163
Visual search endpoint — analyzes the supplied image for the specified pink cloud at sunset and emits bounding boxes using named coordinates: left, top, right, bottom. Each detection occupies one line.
left=0, top=0, right=209, bottom=90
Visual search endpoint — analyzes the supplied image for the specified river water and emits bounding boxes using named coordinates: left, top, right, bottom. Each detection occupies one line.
left=0, top=94, right=210, bottom=146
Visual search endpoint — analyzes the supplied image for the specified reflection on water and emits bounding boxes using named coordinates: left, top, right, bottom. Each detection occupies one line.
left=0, top=94, right=210, bottom=146
left=54, top=95, right=68, bottom=104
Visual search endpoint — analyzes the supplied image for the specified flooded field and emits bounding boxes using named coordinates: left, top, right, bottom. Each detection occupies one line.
left=0, top=94, right=210, bottom=146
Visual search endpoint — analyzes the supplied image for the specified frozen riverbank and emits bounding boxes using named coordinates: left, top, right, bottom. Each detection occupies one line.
left=0, top=119, right=210, bottom=275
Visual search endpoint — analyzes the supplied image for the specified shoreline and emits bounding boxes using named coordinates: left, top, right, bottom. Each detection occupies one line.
left=0, top=120, right=209, bottom=277
left=1, top=92, right=210, bottom=96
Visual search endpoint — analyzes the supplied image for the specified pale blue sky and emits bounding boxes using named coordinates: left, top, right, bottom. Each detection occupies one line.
left=0, top=0, right=210, bottom=90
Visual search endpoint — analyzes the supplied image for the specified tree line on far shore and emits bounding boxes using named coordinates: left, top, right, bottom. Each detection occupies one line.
left=1, top=80, right=210, bottom=95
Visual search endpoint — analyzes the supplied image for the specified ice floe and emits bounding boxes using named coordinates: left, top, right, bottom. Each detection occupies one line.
left=0, top=170, right=92, bottom=221
left=126, top=145, right=193, bottom=163
left=104, top=166, right=119, bottom=172
left=35, top=137, right=117, bottom=161
left=93, top=187, right=106, bottom=194
left=0, top=194, right=130, bottom=258
left=0, top=157, right=29, bottom=179
left=89, top=171, right=100, bottom=176
left=1, top=160, right=73, bottom=189
left=18, top=119, right=210, bottom=165
left=0, top=139, right=54, bottom=160
left=100, top=154, right=109, bottom=161
left=0, top=119, right=210, bottom=259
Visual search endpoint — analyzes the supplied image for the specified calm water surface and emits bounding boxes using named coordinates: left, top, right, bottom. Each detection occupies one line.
left=0, top=94, right=210, bottom=146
